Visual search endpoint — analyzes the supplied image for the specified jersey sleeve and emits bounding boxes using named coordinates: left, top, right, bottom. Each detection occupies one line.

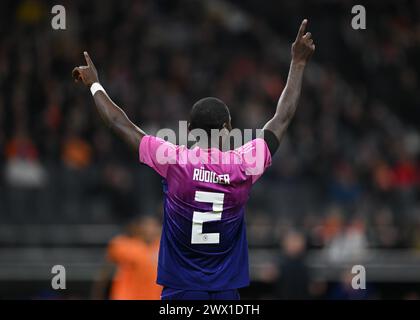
left=237, top=138, right=272, bottom=184
left=139, top=135, right=178, bottom=178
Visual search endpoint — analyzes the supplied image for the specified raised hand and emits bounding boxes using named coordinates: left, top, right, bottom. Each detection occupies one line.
left=72, top=51, right=99, bottom=87
left=291, top=19, right=315, bottom=65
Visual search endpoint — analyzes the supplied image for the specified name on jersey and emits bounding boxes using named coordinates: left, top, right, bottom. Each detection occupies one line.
left=193, top=167, right=230, bottom=185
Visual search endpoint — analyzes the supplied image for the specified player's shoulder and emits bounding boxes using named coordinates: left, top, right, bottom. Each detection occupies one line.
left=228, top=138, right=268, bottom=157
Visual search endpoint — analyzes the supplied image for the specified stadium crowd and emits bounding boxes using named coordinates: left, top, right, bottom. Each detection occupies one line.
left=0, top=0, right=420, bottom=299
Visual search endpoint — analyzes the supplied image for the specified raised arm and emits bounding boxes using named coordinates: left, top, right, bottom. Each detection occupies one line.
left=72, top=52, right=145, bottom=151
left=263, top=19, right=315, bottom=152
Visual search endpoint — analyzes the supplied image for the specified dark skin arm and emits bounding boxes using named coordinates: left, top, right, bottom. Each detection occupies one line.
left=263, top=19, right=315, bottom=144
left=72, top=52, right=145, bottom=151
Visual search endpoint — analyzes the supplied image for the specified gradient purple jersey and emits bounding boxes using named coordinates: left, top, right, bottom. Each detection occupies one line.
left=139, top=135, right=272, bottom=291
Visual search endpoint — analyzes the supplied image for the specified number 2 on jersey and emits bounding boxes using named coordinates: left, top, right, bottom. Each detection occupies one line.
left=191, top=191, right=224, bottom=244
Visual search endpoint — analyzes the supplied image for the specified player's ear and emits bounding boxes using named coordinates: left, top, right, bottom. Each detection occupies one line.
left=223, top=121, right=232, bottom=131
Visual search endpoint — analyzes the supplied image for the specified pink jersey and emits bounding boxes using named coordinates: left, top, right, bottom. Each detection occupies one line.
left=139, top=135, right=271, bottom=290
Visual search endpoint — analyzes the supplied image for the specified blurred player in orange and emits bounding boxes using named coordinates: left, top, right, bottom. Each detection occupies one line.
left=93, top=216, right=162, bottom=300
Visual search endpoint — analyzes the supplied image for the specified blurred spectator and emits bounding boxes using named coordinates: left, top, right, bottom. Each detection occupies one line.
left=0, top=0, right=419, bottom=232
left=403, top=292, right=420, bottom=300
left=92, top=215, right=162, bottom=300
left=1, top=0, right=420, bottom=299
left=101, top=163, right=137, bottom=222
left=62, top=134, right=92, bottom=170
left=320, top=206, right=344, bottom=245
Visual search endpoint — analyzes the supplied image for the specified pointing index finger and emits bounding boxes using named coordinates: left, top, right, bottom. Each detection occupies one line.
left=296, top=19, right=308, bottom=41
left=84, top=51, right=94, bottom=68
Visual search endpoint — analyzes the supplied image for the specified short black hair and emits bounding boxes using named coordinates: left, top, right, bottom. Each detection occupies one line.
left=189, top=97, right=230, bottom=134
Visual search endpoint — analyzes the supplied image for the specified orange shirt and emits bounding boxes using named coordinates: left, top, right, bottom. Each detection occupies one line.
left=107, top=235, right=162, bottom=300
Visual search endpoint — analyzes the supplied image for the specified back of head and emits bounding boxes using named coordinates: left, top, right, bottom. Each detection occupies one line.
left=189, top=97, right=231, bottom=134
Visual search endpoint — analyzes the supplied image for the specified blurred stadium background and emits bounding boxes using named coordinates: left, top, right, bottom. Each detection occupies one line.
left=1, top=0, right=420, bottom=299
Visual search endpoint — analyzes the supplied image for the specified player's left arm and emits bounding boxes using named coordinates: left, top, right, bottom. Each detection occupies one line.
left=72, top=52, right=145, bottom=152
left=262, top=19, right=315, bottom=155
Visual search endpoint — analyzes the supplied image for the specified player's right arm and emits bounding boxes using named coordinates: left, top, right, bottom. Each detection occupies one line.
left=72, top=51, right=145, bottom=151
left=262, top=19, right=315, bottom=154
